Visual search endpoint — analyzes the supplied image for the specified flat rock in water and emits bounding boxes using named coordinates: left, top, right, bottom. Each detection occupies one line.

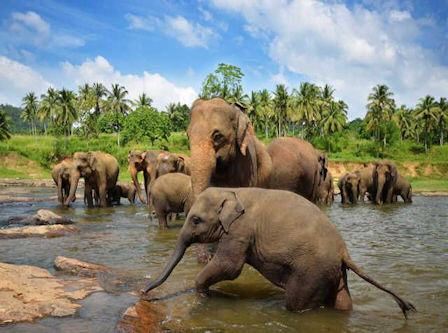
left=0, top=262, right=102, bottom=325
left=116, top=300, right=165, bottom=333
left=54, top=256, right=110, bottom=278
left=6, top=209, right=73, bottom=226
left=0, top=224, right=79, bottom=239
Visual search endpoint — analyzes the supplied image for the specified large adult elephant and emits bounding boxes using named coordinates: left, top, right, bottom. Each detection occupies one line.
left=128, top=150, right=163, bottom=205
left=373, top=161, right=398, bottom=205
left=65, top=151, right=119, bottom=208
left=356, top=163, right=375, bottom=202
left=52, top=158, right=75, bottom=205
left=187, top=98, right=272, bottom=196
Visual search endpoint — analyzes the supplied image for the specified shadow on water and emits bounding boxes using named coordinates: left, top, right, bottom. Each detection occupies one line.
left=0, top=188, right=447, bottom=332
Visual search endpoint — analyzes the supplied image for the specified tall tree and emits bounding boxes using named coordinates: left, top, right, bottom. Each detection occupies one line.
left=0, top=110, right=11, bottom=141
left=257, top=89, right=274, bottom=139
left=321, top=100, right=348, bottom=135
left=394, top=105, right=414, bottom=141
left=21, top=92, right=39, bottom=135
left=133, top=93, right=153, bottom=109
left=56, top=89, right=78, bottom=137
left=291, top=82, right=320, bottom=138
left=273, top=84, right=289, bottom=137
left=38, top=87, right=59, bottom=134
left=415, top=95, right=438, bottom=152
left=435, top=97, right=448, bottom=145
left=106, top=83, right=130, bottom=146
left=199, top=63, right=245, bottom=103
left=92, top=82, right=107, bottom=116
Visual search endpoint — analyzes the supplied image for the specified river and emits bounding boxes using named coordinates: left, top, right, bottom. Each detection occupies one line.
left=0, top=187, right=447, bottom=332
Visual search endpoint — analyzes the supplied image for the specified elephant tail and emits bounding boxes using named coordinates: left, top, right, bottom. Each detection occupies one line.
left=342, top=254, right=416, bottom=319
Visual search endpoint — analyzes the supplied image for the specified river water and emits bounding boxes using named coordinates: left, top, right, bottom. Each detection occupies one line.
left=0, top=187, right=447, bottom=332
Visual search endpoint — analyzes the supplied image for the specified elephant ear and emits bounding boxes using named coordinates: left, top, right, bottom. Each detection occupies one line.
left=176, top=156, right=186, bottom=173
left=217, top=191, right=245, bottom=233
left=236, top=111, right=253, bottom=156
left=88, top=153, right=97, bottom=172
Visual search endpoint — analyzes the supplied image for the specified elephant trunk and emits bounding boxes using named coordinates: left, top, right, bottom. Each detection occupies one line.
left=142, top=237, right=189, bottom=293
left=352, top=187, right=358, bottom=204
left=65, top=172, right=80, bottom=206
left=375, top=176, right=385, bottom=205
left=190, top=141, right=216, bottom=196
left=57, top=173, right=63, bottom=204
left=129, top=165, right=146, bottom=204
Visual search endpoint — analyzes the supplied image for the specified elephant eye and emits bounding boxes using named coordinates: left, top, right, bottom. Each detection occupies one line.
left=212, top=130, right=225, bottom=144
left=192, top=216, right=202, bottom=225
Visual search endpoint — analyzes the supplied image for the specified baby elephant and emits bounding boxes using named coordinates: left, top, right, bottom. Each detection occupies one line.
left=338, top=172, right=360, bottom=204
left=150, top=173, right=192, bottom=228
left=111, top=182, right=136, bottom=205
left=142, top=187, right=416, bottom=318
left=393, top=174, right=412, bottom=203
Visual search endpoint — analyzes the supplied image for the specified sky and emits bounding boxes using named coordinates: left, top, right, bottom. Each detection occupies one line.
left=0, top=0, right=447, bottom=119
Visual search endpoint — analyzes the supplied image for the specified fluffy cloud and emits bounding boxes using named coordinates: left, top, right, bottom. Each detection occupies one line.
left=125, top=14, right=217, bottom=48
left=7, top=11, right=84, bottom=48
left=62, top=56, right=197, bottom=109
left=0, top=56, right=51, bottom=105
left=212, top=0, right=448, bottom=118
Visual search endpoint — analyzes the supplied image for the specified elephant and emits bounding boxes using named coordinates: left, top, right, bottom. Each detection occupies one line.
left=338, top=172, right=360, bottom=204
left=128, top=150, right=164, bottom=206
left=187, top=98, right=272, bottom=197
left=356, top=163, right=376, bottom=202
left=317, top=171, right=334, bottom=205
left=150, top=173, right=193, bottom=228
left=110, top=182, right=137, bottom=205
left=156, top=152, right=191, bottom=178
left=65, top=151, right=119, bottom=208
left=142, top=187, right=416, bottom=318
left=392, top=175, right=412, bottom=203
left=373, top=161, right=398, bottom=205
left=52, top=158, right=76, bottom=205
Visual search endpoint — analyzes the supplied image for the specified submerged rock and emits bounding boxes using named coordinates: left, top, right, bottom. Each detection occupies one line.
left=7, top=209, right=73, bottom=226
left=0, top=224, right=79, bottom=239
left=54, top=256, right=110, bottom=278
left=0, top=262, right=101, bottom=325
left=116, top=300, right=165, bottom=333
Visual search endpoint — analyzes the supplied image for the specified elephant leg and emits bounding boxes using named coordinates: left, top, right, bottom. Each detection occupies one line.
left=195, top=246, right=245, bottom=295
left=99, top=183, right=107, bottom=208
left=84, top=183, right=94, bottom=208
left=285, top=273, right=323, bottom=312
left=333, top=269, right=352, bottom=311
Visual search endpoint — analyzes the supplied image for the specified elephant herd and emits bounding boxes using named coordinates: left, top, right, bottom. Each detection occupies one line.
left=51, top=98, right=415, bottom=319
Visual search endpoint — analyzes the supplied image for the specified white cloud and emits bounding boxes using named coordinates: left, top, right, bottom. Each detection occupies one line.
left=199, top=7, right=213, bottom=21
left=212, top=0, right=448, bottom=118
left=0, top=56, right=51, bottom=105
left=7, top=11, right=84, bottom=48
left=125, top=14, right=217, bottom=48
left=62, top=56, right=197, bottom=109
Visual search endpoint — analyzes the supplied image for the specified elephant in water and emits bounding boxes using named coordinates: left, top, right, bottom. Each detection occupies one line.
left=392, top=174, right=412, bottom=203
left=373, top=161, right=398, bottom=205
left=142, top=187, right=416, bottom=318
left=52, top=158, right=76, bottom=205
left=338, top=172, right=360, bottom=204
left=65, top=151, right=119, bottom=208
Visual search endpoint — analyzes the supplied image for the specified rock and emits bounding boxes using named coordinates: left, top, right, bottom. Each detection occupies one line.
left=116, top=300, right=165, bottom=333
left=0, top=262, right=102, bottom=325
left=7, top=209, right=73, bottom=226
left=0, top=224, right=79, bottom=239
left=54, top=256, right=110, bottom=278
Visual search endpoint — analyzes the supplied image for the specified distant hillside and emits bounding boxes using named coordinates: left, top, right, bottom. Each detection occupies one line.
left=0, top=104, right=29, bottom=133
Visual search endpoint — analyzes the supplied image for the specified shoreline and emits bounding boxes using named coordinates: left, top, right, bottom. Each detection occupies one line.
left=0, top=178, right=446, bottom=197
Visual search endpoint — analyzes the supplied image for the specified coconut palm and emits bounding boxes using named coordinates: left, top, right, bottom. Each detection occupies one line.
left=106, top=83, right=130, bottom=146
left=133, top=93, right=153, bottom=109
left=435, top=97, right=448, bottom=145
left=321, top=100, right=348, bottom=135
left=92, top=82, right=107, bottom=116
left=21, top=92, right=39, bottom=135
left=394, top=105, right=414, bottom=141
left=415, top=95, right=438, bottom=152
left=291, top=82, right=321, bottom=138
left=56, top=89, right=78, bottom=136
left=366, top=84, right=396, bottom=145
left=38, top=87, right=59, bottom=133
left=247, top=91, right=260, bottom=129
left=257, top=89, right=274, bottom=139
left=273, top=84, right=289, bottom=137
left=0, top=110, right=11, bottom=141
left=228, top=85, right=249, bottom=108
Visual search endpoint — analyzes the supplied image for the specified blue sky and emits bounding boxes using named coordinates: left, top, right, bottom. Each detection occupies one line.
left=1, top=0, right=447, bottom=118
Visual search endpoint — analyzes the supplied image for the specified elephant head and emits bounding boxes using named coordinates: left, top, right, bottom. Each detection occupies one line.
left=53, top=159, right=75, bottom=205
left=128, top=151, right=147, bottom=204
left=156, top=152, right=187, bottom=177
left=142, top=189, right=244, bottom=293
left=345, top=173, right=360, bottom=204
left=187, top=98, right=257, bottom=196
left=317, top=152, right=328, bottom=184
left=373, top=162, right=397, bottom=205
left=64, top=152, right=96, bottom=206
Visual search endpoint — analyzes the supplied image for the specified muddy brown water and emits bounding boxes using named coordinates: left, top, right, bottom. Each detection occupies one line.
left=0, top=187, right=447, bottom=332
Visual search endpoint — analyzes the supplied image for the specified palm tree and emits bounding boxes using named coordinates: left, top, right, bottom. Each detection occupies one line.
left=435, top=97, right=448, bottom=145
left=394, top=105, right=414, bottom=141
left=38, top=87, right=59, bottom=133
left=21, top=92, right=39, bottom=135
left=56, top=88, right=78, bottom=136
left=273, top=84, right=289, bottom=137
left=366, top=84, right=396, bottom=146
left=247, top=91, right=260, bottom=129
left=291, top=82, right=321, bottom=138
left=106, top=83, right=130, bottom=146
left=133, top=93, right=153, bottom=109
left=257, top=89, right=274, bottom=139
left=321, top=100, right=348, bottom=135
left=92, top=82, right=107, bottom=116
left=228, top=85, right=249, bottom=108
left=0, top=110, right=11, bottom=141
left=415, top=95, right=438, bottom=152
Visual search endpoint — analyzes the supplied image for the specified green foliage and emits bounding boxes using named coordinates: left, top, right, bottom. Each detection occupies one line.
left=0, top=110, right=12, bottom=141
left=97, top=112, right=125, bottom=134
left=0, top=104, right=29, bottom=133
left=122, top=106, right=171, bottom=145
left=166, top=103, right=190, bottom=132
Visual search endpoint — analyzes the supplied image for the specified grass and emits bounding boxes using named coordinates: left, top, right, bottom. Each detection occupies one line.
left=410, top=177, right=448, bottom=192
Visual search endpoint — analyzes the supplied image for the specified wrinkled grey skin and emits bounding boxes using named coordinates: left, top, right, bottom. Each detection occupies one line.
left=142, top=187, right=415, bottom=318
left=392, top=175, right=412, bottom=203
left=156, top=152, right=191, bottom=178
left=373, top=161, right=398, bottom=205
left=338, top=172, right=360, bottom=204
left=110, top=182, right=137, bottom=205
left=316, top=153, right=333, bottom=205
left=150, top=173, right=193, bottom=228
left=52, top=158, right=76, bottom=205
